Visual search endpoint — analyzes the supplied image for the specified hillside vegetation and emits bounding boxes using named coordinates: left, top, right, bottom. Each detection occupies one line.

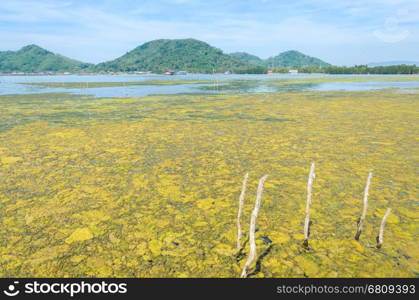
left=229, top=52, right=266, bottom=66
left=0, top=45, right=92, bottom=72
left=229, top=50, right=330, bottom=69
left=94, top=39, right=249, bottom=73
left=265, top=50, right=331, bottom=68
left=1, top=40, right=418, bottom=74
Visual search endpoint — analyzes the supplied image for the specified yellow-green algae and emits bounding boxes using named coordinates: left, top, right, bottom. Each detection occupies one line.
left=0, top=89, right=418, bottom=277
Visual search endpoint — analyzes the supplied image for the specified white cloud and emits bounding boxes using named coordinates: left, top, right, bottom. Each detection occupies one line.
left=0, top=0, right=418, bottom=64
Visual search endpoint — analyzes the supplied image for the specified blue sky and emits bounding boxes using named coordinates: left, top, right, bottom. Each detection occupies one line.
left=1, top=0, right=418, bottom=65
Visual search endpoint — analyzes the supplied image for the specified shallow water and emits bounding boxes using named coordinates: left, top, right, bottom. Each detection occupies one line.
left=315, top=80, right=419, bottom=91
left=0, top=73, right=317, bottom=95
left=1, top=74, right=419, bottom=97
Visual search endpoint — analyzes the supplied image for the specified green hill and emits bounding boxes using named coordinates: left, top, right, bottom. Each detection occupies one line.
left=230, top=50, right=330, bottom=69
left=94, top=39, right=249, bottom=73
left=0, top=42, right=332, bottom=73
left=0, top=45, right=92, bottom=73
left=266, top=50, right=330, bottom=68
left=229, top=52, right=265, bottom=66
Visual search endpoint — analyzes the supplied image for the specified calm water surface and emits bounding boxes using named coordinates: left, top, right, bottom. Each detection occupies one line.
left=0, top=74, right=418, bottom=97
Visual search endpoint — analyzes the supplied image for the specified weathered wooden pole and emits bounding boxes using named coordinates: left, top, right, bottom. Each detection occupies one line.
left=355, top=170, right=373, bottom=240
left=377, top=207, right=392, bottom=249
left=303, top=162, right=315, bottom=247
left=237, top=173, right=249, bottom=253
left=241, top=175, right=268, bottom=278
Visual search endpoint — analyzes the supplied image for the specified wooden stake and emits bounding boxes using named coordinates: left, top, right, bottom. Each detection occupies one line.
left=241, top=175, right=268, bottom=278
left=303, top=162, right=315, bottom=247
left=237, top=173, right=249, bottom=252
left=377, top=208, right=392, bottom=249
left=355, top=170, right=373, bottom=240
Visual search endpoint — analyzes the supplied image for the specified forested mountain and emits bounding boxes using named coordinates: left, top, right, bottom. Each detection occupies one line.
left=0, top=45, right=92, bottom=72
left=265, top=50, right=330, bottom=68
left=229, top=50, right=330, bottom=68
left=228, top=52, right=265, bottom=66
left=94, top=39, right=249, bottom=73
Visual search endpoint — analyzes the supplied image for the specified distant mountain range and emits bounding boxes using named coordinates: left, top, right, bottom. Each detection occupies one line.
left=367, top=61, right=419, bottom=67
left=0, top=39, right=332, bottom=73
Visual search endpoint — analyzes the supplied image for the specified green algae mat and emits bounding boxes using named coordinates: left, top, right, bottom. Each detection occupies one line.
left=0, top=89, right=418, bottom=277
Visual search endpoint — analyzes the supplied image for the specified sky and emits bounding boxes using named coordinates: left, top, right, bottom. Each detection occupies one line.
left=1, top=0, right=419, bottom=65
